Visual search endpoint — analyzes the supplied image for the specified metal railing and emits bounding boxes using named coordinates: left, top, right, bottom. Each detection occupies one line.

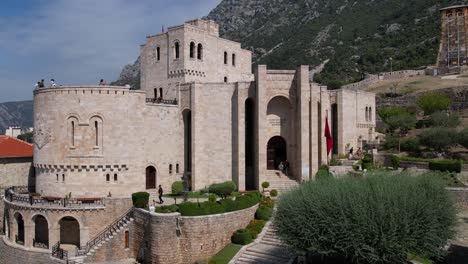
left=78, top=208, right=133, bottom=256
left=51, top=242, right=68, bottom=260
left=4, top=186, right=104, bottom=209
left=146, top=98, right=178, bottom=105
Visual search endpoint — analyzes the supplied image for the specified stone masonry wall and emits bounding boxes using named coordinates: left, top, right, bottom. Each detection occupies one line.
left=85, top=225, right=132, bottom=263
left=131, top=204, right=257, bottom=264
left=0, top=236, right=64, bottom=264
left=0, top=157, right=34, bottom=190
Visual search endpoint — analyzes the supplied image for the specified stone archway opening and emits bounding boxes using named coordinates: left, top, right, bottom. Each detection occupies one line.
left=145, top=166, right=157, bottom=190
left=267, top=136, right=287, bottom=170
left=59, top=216, right=80, bottom=248
left=14, top=212, right=24, bottom=245
left=33, top=215, right=49, bottom=248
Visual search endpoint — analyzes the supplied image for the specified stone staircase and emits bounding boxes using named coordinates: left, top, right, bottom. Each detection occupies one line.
left=234, top=222, right=295, bottom=264
left=264, top=170, right=299, bottom=194
left=66, top=209, right=135, bottom=264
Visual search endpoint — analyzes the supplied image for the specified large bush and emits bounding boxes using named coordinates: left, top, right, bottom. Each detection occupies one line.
left=459, top=128, right=468, bottom=149
left=231, top=229, right=253, bottom=245
left=417, top=92, right=452, bottom=115
left=419, top=127, right=458, bottom=151
left=171, top=181, right=184, bottom=195
left=255, top=206, right=272, bottom=221
left=274, top=172, right=456, bottom=263
left=400, top=137, right=420, bottom=152
left=429, top=160, right=462, bottom=173
left=178, top=201, right=224, bottom=216
left=315, top=168, right=332, bottom=180
left=209, top=181, right=237, bottom=198
left=131, top=192, right=150, bottom=208
left=428, top=111, right=461, bottom=128
left=246, top=219, right=266, bottom=239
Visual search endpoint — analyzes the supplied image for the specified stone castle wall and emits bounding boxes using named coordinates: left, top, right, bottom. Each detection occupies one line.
left=342, top=70, right=426, bottom=91
left=0, top=237, right=63, bottom=264
left=0, top=157, right=34, bottom=190
left=131, top=204, right=257, bottom=264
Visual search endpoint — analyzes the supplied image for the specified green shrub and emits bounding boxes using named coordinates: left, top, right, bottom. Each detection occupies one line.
left=231, top=229, right=253, bottom=245
left=400, top=138, right=420, bottom=152
left=428, top=111, right=461, bottom=128
left=131, top=192, right=149, bottom=208
left=417, top=92, right=452, bottom=115
left=391, top=155, right=400, bottom=169
left=178, top=201, right=225, bottom=216
left=429, top=160, right=462, bottom=173
left=316, top=168, right=332, bottom=180
left=208, top=194, right=217, bottom=203
left=270, top=189, right=278, bottom=197
left=261, top=181, right=270, bottom=192
left=209, top=181, right=237, bottom=198
left=274, top=172, right=456, bottom=263
left=220, top=198, right=236, bottom=212
left=171, top=181, right=184, bottom=195
left=459, top=128, right=468, bottom=149
left=383, top=134, right=398, bottom=150
left=155, top=204, right=178, bottom=213
left=362, top=154, right=373, bottom=170
left=260, top=197, right=274, bottom=208
left=255, top=206, right=273, bottom=221
left=246, top=219, right=266, bottom=239
left=234, top=194, right=259, bottom=211
left=419, top=127, right=458, bottom=151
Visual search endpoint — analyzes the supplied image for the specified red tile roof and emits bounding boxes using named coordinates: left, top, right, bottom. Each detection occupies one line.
left=0, top=135, right=33, bottom=158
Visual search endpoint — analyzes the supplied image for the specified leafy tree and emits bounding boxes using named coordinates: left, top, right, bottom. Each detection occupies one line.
left=379, top=107, right=416, bottom=152
left=419, top=127, right=458, bottom=152
left=417, top=92, right=452, bottom=115
left=377, top=107, right=408, bottom=125
left=17, top=132, right=33, bottom=143
left=428, top=111, right=461, bottom=128
left=326, top=80, right=344, bottom=90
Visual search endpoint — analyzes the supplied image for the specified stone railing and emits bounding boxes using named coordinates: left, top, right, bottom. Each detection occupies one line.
left=4, top=186, right=105, bottom=210
left=146, top=98, right=178, bottom=105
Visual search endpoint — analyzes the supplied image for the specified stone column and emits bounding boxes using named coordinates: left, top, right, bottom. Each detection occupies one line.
left=255, top=65, right=268, bottom=190
left=24, top=223, right=34, bottom=248
left=235, top=83, right=247, bottom=191
left=295, top=65, right=311, bottom=182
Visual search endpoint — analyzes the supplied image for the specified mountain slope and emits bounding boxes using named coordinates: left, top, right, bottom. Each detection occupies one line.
left=206, top=0, right=466, bottom=85
left=0, top=100, right=33, bottom=134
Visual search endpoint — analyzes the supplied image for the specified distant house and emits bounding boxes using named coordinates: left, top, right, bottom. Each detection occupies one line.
left=0, top=135, right=34, bottom=190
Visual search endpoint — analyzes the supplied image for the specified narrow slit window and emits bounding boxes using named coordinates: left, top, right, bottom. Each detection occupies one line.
left=125, top=231, right=129, bottom=248
left=62, top=174, right=65, bottom=182
left=169, top=164, right=173, bottom=174
left=190, top=42, right=195, bottom=58
left=232, top=54, right=236, bottom=66
left=106, top=174, right=110, bottom=182
left=156, top=47, right=160, bottom=61
left=71, top=121, right=75, bottom=147
left=224, top=52, right=228, bottom=64
left=197, top=44, right=203, bottom=60
left=159, top=88, right=163, bottom=99
left=114, top=174, right=118, bottom=182
left=56, top=174, right=59, bottom=182
left=175, top=42, right=180, bottom=59
left=224, top=77, right=228, bottom=83
left=176, top=164, right=179, bottom=173
left=369, top=107, right=372, bottom=122
left=95, top=121, right=99, bottom=146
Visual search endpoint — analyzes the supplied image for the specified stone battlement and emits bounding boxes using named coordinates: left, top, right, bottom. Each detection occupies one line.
left=33, top=86, right=145, bottom=96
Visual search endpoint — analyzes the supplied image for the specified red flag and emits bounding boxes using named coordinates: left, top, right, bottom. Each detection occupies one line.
left=324, top=118, right=333, bottom=155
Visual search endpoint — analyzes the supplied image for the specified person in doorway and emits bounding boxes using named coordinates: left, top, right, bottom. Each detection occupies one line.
left=50, top=79, right=56, bottom=88
left=284, top=160, right=290, bottom=176
left=158, top=185, right=164, bottom=204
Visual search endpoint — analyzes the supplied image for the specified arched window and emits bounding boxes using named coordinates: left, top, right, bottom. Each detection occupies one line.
left=95, top=121, right=99, bottom=146
left=114, top=174, right=117, bottom=182
left=154, top=88, right=157, bottom=99
left=71, top=121, right=75, bottom=147
left=189, top=42, right=195, bottom=58
left=56, top=174, right=59, bottom=182
left=124, top=231, right=129, bottom=248
left=169, top=164, right=173, bottom=174
left=224, top=52, right=228, bottom=64
left=232, top=53, right=236, bottom=66
left=224, top=77, right=228, bottom=83
left=106, top=174, right=110, bottom=182
left=159, top=88, right=163, bottom=99
left=197, top=44, right=203, bottom=60
left=369, top=107, right=372, bottom=122
left=156, top=47, right=160, bottom=61
left=174, top=41, right=180, bottom=59
left=62, top=174, right=65, bottom=182
left=365, top=107, right=369, bottom=121
left=176, top=164, right=179, bottom=173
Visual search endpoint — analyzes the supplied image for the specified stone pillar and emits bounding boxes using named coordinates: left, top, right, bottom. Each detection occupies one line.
left=191, top=83, right=201, bottom=190
left=255, top=65, right=268, bottom=190
left=295, top=65, right=311, bottom=182
left=24, top=223, right=34, bottom=248
left=235, top=83, right=247, bottom=191
left=49, top=227, right=60, bottom=248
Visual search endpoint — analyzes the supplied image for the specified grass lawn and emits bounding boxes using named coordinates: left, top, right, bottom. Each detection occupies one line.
left=209, top=243, right=242, bottom=264
left=408, top=253, right=432, bottom=264
left=163, top=191, right=209, bottom=199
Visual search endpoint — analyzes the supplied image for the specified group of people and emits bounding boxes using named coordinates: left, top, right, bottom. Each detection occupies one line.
left=278, top=160, right=290, bottom=176
left=34, top=79, right=56, bottom=89
left=348, top=147, right=363, bottom=159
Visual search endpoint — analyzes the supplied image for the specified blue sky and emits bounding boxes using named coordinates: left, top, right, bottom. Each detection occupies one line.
left=0, top=0, right=221, bottom=103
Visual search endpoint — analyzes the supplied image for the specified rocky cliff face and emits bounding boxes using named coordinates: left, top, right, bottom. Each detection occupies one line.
left=0, top=100, right=33, bottom=134
left=111, top=57, right=141, bottom=89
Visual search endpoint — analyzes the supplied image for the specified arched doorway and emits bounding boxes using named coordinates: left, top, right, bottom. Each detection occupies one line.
left=267, top=136, right=287, bottom=170
left=183, top=109, right=192, bottom=190
left=145, top=166, right=156, bottom=190
left=14, top=213, right=24, bottom=245
left=59, top=217, right=80, bottom=247
left=33, top=215, right=49, bottom=248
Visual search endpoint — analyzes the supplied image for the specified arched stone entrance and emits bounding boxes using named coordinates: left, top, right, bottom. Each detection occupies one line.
left=146, top=166, right=156, bottom=190
left=14, top=212, right=24, bottom=244
left=267, top=136, right=287, bottom=170
left=33, top=215, right=49, bottom=248
left=59, top=217, right=80, bottom=247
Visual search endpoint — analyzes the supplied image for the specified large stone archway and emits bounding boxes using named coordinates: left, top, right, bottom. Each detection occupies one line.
left=59, top=216, right=80, bottom=247
left=145, top=166, right=157, bottom=190
left=14, top=212, right=24, bottom=245
left=33, top=215, right=49, bottom=248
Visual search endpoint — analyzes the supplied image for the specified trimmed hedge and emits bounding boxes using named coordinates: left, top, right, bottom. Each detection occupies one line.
left=255, top=206, right=272, bottom=221
left=316, top=168, right=332, bottom=180
left=209, top=181, right=237, bottom=198
left=177, top=192, right=261, bottom=216
left=155, top=204, right=178, bottom=213
left=131, top=192, right=149, bottom=208
left=231, top=229, right=253, bottom=245
left=261, top=181, right=270, bottom=191
left=391, top=155, right=400, bottom=169
left=246, top=219, right=266, bottom=239
left=171, top=181, right=184, bottom=195
left=270, top=189, right=278, bottom=197
left=208, top=194, right=217, bottom=203
left=260, top=197, right=274, bottom=209
left=429, top=160, right=462, bottom=173
left=274, top=172, right=456, bottom=263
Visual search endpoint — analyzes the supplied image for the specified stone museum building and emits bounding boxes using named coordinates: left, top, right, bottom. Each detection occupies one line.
left=0, top=19, right=376, bottom=264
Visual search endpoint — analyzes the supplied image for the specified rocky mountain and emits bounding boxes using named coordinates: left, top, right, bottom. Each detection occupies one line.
left=0, top=100, right=33, bottom=134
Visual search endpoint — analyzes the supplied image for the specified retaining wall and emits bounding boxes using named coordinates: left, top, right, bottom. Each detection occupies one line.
left=0, top=236, right=63, bottom=264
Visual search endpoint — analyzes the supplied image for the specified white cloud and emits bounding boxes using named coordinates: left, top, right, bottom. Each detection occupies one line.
left=0, top=0, right=221, bottom=102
